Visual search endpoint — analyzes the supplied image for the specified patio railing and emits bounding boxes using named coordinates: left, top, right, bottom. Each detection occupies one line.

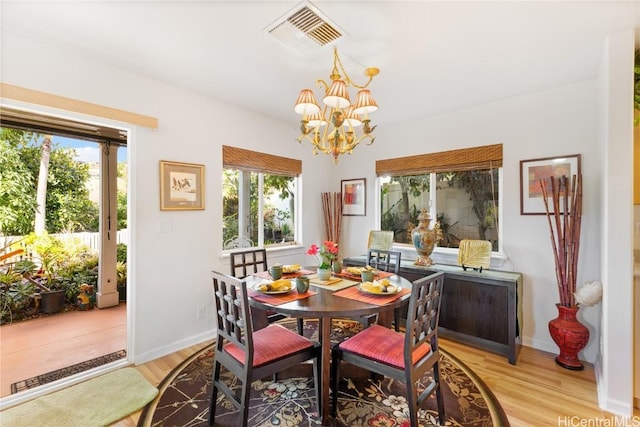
left=2, top=229, right=129, bottom=255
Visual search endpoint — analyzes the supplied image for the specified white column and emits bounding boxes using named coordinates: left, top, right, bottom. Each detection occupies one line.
left=96, top=143, right=119, bottom=308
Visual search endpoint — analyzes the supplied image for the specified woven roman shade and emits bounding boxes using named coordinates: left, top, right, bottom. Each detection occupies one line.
left=376, top=144, right=503, bottom=176
left=223, top=145, right=301, bottom=176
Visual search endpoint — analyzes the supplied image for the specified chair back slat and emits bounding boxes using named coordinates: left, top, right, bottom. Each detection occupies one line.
left=367, top=249, right=401, bottom=274
left=230, top=248, right=268, bottom=279
left=404, top=272, right=444, bottom=367
left=212, top=270, right=253, bottom=363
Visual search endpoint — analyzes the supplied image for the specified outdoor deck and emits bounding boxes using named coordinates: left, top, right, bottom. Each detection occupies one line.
left=0, top=302, right=126, bottom=398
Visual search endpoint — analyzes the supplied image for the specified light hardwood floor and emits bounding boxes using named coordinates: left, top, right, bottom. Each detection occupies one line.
left=115, top=337, right=639, bottom=427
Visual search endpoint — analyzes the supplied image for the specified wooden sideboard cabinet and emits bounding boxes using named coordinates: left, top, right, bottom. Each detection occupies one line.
left=343, top=256, right=523, bottom=365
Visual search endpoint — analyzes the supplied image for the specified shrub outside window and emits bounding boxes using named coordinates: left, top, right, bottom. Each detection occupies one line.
left=379, top=168, right=500, bottom=252
left=222, top=146, right=300, bottom=250
left=376, top=144, right=502, bottom=254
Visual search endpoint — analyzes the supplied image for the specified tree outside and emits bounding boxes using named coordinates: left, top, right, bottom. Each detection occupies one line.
left=0, top=128, right=128, bottom=235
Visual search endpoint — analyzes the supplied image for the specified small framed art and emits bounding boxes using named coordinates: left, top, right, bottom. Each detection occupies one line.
left=160, top=160, right=205, bottom=211
left=341, top=178, right=366, bottom=216
left=519, top=154, right=581, bottom=215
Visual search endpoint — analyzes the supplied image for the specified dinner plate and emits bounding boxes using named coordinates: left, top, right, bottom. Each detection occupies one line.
left=282, top=264, right=301, bottom=274
left=357, top=283, right=401, bottom=295
left=252, top=281, right=293, bottom=295
left=345, top=266, right=378, bottom=275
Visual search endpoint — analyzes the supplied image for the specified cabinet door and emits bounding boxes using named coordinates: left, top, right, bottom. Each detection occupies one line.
left=439, top=277, right=509, bottom=344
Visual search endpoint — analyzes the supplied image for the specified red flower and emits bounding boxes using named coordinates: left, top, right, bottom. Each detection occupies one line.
left=306, top=241, right=338, bottom=269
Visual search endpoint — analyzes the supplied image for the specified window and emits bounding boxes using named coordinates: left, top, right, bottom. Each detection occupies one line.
left=377, top=144, right=502, bottom=253
left=222, top=146, right=300, bottom=250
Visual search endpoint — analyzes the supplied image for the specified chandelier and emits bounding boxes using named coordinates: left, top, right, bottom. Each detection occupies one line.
left=294, top=47, right=379, bottom=164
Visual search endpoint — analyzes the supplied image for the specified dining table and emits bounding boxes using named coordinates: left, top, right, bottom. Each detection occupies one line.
left=244, top=267, right=413, bottom=425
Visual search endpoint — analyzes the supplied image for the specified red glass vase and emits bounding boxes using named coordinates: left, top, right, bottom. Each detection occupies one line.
left=548, top=303, right=589, bottom=370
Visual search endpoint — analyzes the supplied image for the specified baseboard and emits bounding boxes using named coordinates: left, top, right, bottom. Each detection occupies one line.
left=133, top=329, right=216, bottom=365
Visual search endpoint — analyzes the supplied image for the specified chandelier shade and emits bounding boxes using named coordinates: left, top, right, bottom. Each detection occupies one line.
left=294, top=47, right=379, bottom=164
left=343, top=107, right=362, bottom=128
left=293, top=89, right=321, bottom=115
left=323, top=80, right=351, bottom=108
left=307, top=112, right=327, bottom=128
left=353, top=89, right=378, bottom=114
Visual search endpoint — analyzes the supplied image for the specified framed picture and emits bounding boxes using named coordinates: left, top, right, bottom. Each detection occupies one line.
left=519, top=154, right=581, bottom=215
left=160, top=160, right=205, bottom=211
left=341, top=178, right=366, bottom=216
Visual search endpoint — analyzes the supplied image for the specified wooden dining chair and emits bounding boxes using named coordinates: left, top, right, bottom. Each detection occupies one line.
left=229, top=248, right=303, bottom=334
left=331, top=271, right=446, bottom=426
left=367, top=248, right=403, bottom=331
left=210, top=270, right=321, bottom=427
left=367, top=248, right=401, bottom=274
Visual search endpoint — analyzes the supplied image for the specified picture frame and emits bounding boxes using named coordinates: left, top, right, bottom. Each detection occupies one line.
left=160, top=160, right=205, bottom=211
left=341, top=178, right=366, bottom=216
left=519, top=154, right=581, bottom=215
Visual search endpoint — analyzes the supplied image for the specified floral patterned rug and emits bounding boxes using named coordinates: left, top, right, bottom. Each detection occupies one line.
left=137, top=319, right=509, bottom=427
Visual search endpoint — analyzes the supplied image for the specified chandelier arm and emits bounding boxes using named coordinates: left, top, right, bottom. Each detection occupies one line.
left=317, top=79, right=330, bottom=92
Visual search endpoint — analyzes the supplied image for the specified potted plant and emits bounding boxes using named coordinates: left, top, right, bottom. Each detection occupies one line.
left=306, top=240, right=339, bottom=280
left=16, top=257, right=66, bottom=314
left=540, top=173, right=589, bottom=370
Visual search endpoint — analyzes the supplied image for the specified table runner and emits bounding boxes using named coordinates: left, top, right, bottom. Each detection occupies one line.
left=333, top=286, right=410, bottom=306
left=247, top=289, right=317, bottom=305
left=253, top=269, right=315, bottom=280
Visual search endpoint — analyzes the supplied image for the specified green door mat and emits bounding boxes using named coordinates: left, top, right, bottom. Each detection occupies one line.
left=1, top=367, right=157, bottom=427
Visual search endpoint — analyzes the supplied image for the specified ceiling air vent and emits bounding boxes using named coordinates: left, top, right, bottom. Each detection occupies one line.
left=266, top=1, right=343, bottom=53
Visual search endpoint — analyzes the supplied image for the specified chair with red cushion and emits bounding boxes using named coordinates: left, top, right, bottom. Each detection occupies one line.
left=209, top=270, right=321, bottom=427
left=330, top=271, right=446, bottom=426
left=229, top=248, right=303, bottom=334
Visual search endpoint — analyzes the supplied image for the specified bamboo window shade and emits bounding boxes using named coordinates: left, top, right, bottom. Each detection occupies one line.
left=222, top=145, right=301, bottom=176
left=376, top=143, right=503, bottom=176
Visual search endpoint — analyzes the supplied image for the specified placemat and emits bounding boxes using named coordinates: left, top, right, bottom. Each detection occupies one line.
left=333, top=286, right=410, bottom=306
left=308, top=274, right=359, bottom=291
left=247, top=289, right=317, bottom=305
left=253, top=269, right=315, bottom=280
left=334, top=270, right=395, bottom=282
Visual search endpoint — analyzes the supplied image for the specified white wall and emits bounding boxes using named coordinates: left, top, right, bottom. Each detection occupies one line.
left=0, top=31, right=337, bottom=363
left=330, top=30, right=636, bottom=416
left=335, top=80, right=603, bottom=362
left=1, top=26, right=636, bottom=415
left=595, top=29, right=635, bottom=415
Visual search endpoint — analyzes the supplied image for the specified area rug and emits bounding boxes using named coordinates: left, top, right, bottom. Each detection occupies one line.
left=10, top=349, right=127, bottom=394
left=138, top=319, right=509, bottom=427
left=1, top=367, right=157, bottom=427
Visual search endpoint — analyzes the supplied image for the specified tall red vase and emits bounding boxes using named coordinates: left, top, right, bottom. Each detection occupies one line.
left=548, top=303, right=589, bottom=370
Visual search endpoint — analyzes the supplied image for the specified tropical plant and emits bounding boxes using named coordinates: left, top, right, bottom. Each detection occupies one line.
left=0, top=239, right=32, bottom=324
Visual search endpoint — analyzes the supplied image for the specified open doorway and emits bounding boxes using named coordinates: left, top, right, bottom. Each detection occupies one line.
left=0, top=107, right=128, bottom=397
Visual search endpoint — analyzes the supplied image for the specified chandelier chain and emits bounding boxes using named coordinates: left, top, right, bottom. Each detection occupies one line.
left=331, top=48, right=374, bottom=89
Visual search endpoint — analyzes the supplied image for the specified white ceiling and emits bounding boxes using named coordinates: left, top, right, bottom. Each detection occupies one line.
left=2, top=1, right=639, bottom=126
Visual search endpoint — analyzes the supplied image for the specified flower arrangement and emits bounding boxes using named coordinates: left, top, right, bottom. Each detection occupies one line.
left=306, top=240, right=338, bottom=270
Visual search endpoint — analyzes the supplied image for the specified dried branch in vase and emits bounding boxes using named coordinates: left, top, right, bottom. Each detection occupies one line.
left=540, top=174, right=583, bottom=307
